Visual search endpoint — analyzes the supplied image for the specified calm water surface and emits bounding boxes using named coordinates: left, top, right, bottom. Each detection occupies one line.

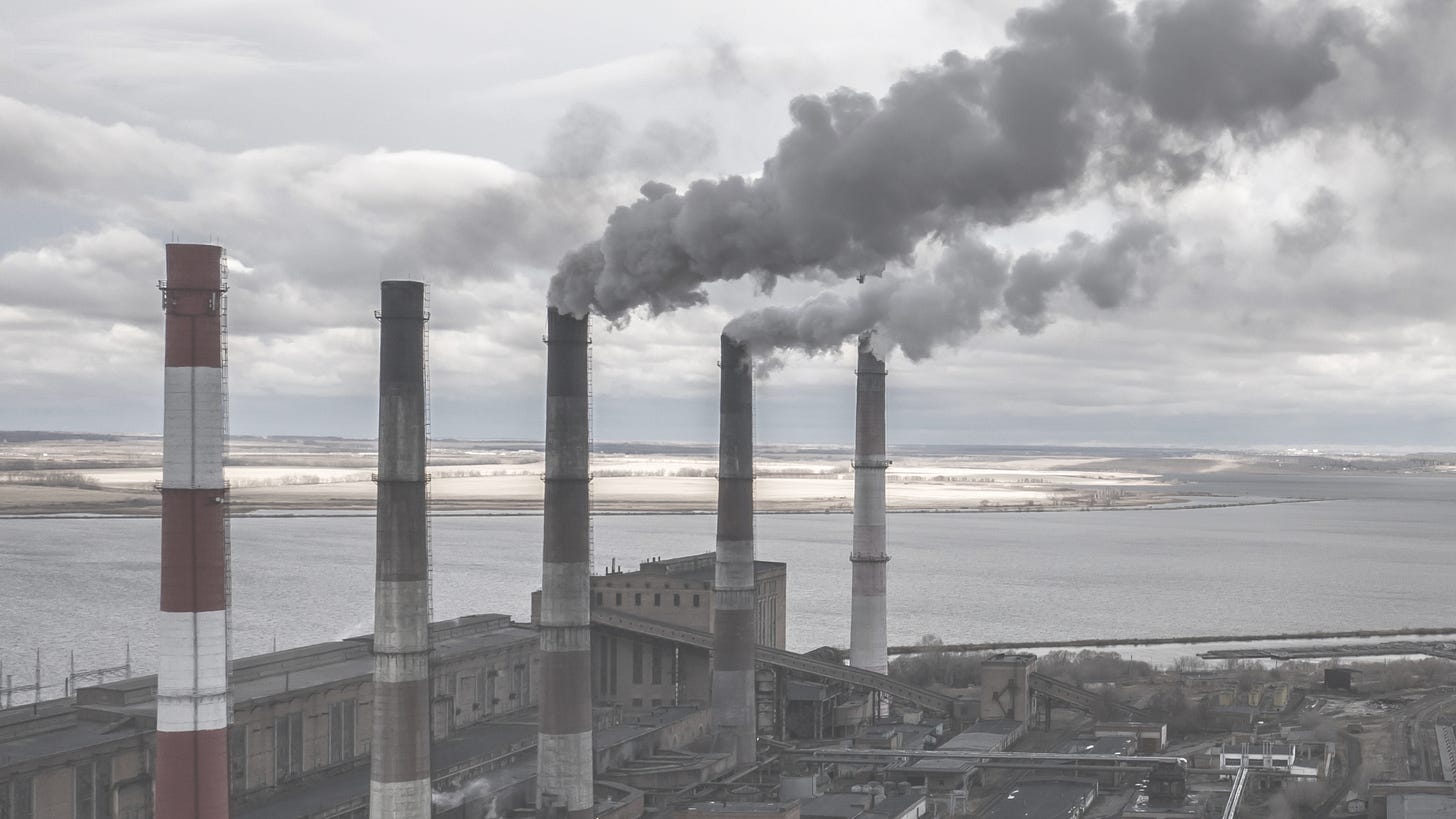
left=1, top=472, right=1452, bottom=697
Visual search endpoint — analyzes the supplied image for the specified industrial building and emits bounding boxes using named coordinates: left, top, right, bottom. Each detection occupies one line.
left=0, top=244, right=1208, bottom=818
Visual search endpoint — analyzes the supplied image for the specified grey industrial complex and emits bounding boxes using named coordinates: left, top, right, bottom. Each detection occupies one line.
left=2, top=247, right=1454, bottom=819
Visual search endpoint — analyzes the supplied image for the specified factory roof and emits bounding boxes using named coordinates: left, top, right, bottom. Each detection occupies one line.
left=905, top=721, right=1020, bottom=773
left=984, top=780, right=1096, bottom=819
left=1058, top=736, right=1136, bottom=756
left=866, top=793, right=927, bottom=819
left=800, top=792, right=873, bottom=819
left=678, top=802, right=802, bottom=815
left=1388, top=793, right=1456, bottom=818
left=234, top=718, right=540, bottom=818
left=0, top=711, right=150, bottom=769
left=1, top=613, right=532, bottom=775
left=603, top=553, right=786, bottom=585
left=241, top=706, right=700, bottom=817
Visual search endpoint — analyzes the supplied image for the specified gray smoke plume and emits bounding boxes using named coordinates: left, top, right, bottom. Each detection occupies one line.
left=723, top=219, right=1174, bottom=362
left=550, top=0, right=1374, bottom=320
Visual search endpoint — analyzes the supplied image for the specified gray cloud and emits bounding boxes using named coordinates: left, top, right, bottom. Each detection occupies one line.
left=1274, top=187, right=1351, bottom=258
left=383, top=104, right=717, bottom=285
left=723, top=218, right=1174, bottom=361
left=549, top=0, right=1399, bottom=323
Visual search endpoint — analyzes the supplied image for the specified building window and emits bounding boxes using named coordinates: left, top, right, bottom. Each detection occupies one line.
left=632, top=641, right=644, bottom=684
left=73, top=760, right=110, bottom=819
left=608, top=638, right=618, bottom=695
left=692, top=594, right=701, bottom=608
left=654, top=593, right=661, bottom=607
left=229, top=725, right=248, bottom=793
left=330, top=700, right=357, bottom=764
left=487, top=671, right=498, bottom=710
left=634, top=593, right=642, bottom=606
left=615, top=592, right=622, bottom=606
left=274, top=712, right=304, bottom=783
left=6, top=774, right=34, bottom=819
left=595, top=592, right=603, bottom=606
left=651, top=645, right=663, bottom=685
left=513, top=664, right=528, bottom=703
left=673, top=594, right=681, bottom=607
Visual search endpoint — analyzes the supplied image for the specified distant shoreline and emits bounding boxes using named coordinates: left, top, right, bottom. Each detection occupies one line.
left=0, top=496, right=1322, bottom=521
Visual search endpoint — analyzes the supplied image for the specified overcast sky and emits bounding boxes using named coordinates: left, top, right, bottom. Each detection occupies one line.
left=2, top=0, right=1454, bottom=450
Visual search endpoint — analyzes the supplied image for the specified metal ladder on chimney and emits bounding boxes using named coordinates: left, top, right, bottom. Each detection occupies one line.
left=422, top=284, right=434, bottom=624
left=218, top=248, right=235, bottom=680
left=586, top=326, right=595, bottom=574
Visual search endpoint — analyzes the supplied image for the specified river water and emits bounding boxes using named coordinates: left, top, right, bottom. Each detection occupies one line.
left=1, top=471, right=1452, bottom=699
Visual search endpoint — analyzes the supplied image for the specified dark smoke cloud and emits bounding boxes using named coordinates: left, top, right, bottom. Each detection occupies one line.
left=551, top=0, right=1375, bottom=321
left=723, top=219, right=1174, bottom=362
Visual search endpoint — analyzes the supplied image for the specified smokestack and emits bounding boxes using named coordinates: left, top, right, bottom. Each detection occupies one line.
left=537, top=308, right=594, bottom=819
left=156, top=243, right=232, bottom=819
left=849, top=335, right=889, bottom=675
left=713, top=334, right=756, bottom=767
left=370, top=281, right=432, bottom=818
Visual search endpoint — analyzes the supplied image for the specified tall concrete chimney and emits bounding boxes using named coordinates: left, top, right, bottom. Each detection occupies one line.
left=537, top=308, right=594, bottom=819
left=713, top=334, right=756, bottom=767
left=370, top=281, right=432, bottom=818
left=849, top=334, right=890, bottom=675
left=156, top=243, right=232, bottom=819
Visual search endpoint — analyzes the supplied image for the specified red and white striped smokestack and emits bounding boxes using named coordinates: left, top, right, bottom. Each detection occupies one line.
left=713, top=334, right=756, bottom=767
left=370, top=281, right=432, bottom=818
left=537, top=308, right=594, bottom=819
left=849, top=334, right=890, bottom=675
left=156, top=243, right=232, bottom=819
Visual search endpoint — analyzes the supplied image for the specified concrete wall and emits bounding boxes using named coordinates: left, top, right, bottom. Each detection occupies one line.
left=979, top=656, right=1036, bottom=722
left=592, top=637, right=711, bottom=708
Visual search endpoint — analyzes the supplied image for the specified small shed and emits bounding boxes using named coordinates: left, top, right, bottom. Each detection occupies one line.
left=1323, top=668, right=1360, bottom=691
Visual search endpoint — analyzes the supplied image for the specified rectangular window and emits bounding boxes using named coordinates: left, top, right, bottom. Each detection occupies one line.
left=513, top=664, right=526, bottom=703
left=96, top=763, right=111, bottom=819
left=330, top=700, right=356, bottom=764
left=595, top=592, right=603, bottom=606
left=75, top=762, right=93, bottom=819
left=673, top=594, right=681, bottom=606
left=274, top=712, right=304, bottom=782
left=8, top=775, right=34, bottom=819
left=692, top=594, right=700, bottom=608
left=654, top=593, right=661, bottom=607
left=651, top=644, right=662, bottom=685
left=72, top=759, right=111, bottom=819
left=487, top=671, right=498, bottom=711
left=632, top=641, right=644, bottom=684
left=634, top=593, right=642, bottom=606
left=11, top=775, right=30, bottom=816
left=230, top=725, right=248, bottom=792
left=609, top=638, right=618, bottom=695
left=615, top=592, right=622, bottom=606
